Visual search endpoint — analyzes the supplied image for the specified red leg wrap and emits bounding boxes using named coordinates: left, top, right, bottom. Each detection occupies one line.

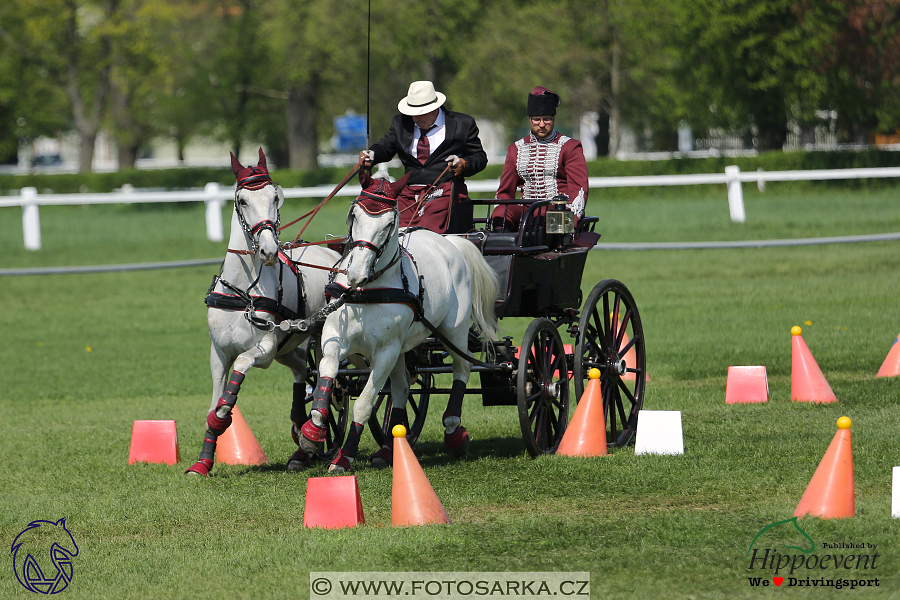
left=207, top=397, right=233, bottom=435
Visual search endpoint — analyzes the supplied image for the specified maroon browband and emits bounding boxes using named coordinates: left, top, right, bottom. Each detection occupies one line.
left=236, top=171, right=272, bottom=191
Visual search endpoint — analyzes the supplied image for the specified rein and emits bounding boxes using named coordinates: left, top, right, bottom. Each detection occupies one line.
left=289, top=158, right=364, bottom=243
left=400, top=164, right=452, bottom=222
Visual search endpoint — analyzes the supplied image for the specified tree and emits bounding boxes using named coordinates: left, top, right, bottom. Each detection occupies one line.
left=0, top=0, right=114, bottom=171
left=0, top=3, right=69, bottom=164
left=671, top=0, right=836, bottom=151
left=106, top=0, right=180, bottom=168
left=803, top=0, right=900, bottom=141
left=258, top=0, right=371, bottom=170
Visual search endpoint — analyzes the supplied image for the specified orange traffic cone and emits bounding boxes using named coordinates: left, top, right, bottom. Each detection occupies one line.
left=215, top=406, right=268, bottom=465
left=556, top=368, right=608, bottom=457
left=794, top=417, right=854, bottom=519
left=791, top=326, right=837, bottom=403
left=128, top=420, right=179, bottom=465
left=876, top=331, right=900, bottom=378
left=391, top=425, right=450, bottom=526
left=303, top=476, right=366, bottom=529
left=725, top=366, right=769, bottom=404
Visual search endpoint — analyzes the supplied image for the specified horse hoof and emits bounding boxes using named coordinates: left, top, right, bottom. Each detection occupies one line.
left=299, top=420, right=326, bottom=455
left=444, top=425, right=470, bottom=457
left=327, top=450, right=353, bottom=474
left=286, top=449, right=312, bottom=472
left=370, top=447, right=392, bottom=469
left=185, top=459, right=212, bottom=476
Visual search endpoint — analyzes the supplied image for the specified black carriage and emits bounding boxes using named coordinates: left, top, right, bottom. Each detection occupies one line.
left=299, top=193, right=647, bottom=459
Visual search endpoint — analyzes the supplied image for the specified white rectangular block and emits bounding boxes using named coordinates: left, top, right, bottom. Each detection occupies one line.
left=893, top=466, right=900, bottom=518
left=634, top=410, right=684, bottom=455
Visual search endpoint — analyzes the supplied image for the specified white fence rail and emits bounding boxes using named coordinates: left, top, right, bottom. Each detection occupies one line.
left=3, top=166, right=900, bottom=250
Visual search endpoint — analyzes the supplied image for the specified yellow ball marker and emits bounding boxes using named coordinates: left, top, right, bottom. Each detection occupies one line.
left=791, top=326, right=802, bottom=336
left=392, top=424, right=407, bottom=438
left=836, top=416, right=851, bottom=430
left=588, top=368, right=601, bottom=380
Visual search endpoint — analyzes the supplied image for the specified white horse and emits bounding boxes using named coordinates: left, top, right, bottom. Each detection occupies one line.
left=186, top=149, right=341, bottom=476
left=295, top=173, right=500, bottom=473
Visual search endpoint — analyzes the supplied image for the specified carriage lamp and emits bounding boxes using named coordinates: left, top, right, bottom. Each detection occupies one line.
left=546, top=198, right=574, bottom=235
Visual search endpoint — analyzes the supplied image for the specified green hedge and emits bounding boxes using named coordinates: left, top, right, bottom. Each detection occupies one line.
left=3, top=150, right=899, bottom=194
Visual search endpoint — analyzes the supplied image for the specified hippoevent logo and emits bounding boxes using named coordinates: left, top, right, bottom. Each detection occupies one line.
left=11, top=518, right=79, bottom=594
left=746, top=517, right=880, bottom=590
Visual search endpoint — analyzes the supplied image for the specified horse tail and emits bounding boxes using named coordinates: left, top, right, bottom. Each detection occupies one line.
left=445, top=236, right=500, bottom=342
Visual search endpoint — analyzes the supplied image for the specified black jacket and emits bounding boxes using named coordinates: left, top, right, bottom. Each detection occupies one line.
left=370, top=109, right=488, bottom=186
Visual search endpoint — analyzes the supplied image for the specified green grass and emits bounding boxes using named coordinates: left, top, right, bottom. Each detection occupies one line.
left=1, top=185, right=900, bottom=599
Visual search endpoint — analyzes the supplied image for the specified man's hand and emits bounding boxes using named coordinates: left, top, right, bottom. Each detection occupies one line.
left=359, top=150, right=374, bottom=167
left=445, top=154, right=468, bottom=177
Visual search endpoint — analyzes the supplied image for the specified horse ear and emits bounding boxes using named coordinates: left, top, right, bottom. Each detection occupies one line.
left=390, top=171, right=412, bottom=196
left=230, top=152, right=244, bottom=177
left=358, top=168, right=374, bottom=190
left=257, top=147, right=267, bottom=171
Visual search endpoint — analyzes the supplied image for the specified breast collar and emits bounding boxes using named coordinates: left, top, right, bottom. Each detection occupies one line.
left=324, top=235, right=424, bottom=320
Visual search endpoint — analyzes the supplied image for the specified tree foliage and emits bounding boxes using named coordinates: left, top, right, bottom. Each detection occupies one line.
left=0, top=0, right=894, bottom=171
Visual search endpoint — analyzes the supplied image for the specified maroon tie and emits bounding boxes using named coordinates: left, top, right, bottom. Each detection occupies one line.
left=417, top=126, right=433, bottom=165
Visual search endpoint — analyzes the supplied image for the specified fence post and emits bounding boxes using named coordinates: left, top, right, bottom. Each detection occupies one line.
left=21, top=187, right=41, bottom=251
left=724, top=165, right=745, bottom=223
left=204, top=182, right=224, bottom=242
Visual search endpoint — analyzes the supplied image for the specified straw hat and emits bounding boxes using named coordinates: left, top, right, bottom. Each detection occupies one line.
left=398, top=81, right=447, bottom=116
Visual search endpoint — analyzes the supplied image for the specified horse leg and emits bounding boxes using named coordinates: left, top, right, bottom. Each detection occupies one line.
left=371, top=357, right=410, bottom=469
left=443, top=340, right=474, bottom=457
left=275, top=344, right=316, bottom=472
left=329, top=343, right=401, bottom=473
left=296, top=333, right=344, bottom=459
left=185, top=333, right=278, bottom=476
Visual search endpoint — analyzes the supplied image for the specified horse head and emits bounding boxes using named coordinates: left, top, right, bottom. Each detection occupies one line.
left=231, top=148, right=283, bottom=267
left=345, top=171, right=409, bottom=288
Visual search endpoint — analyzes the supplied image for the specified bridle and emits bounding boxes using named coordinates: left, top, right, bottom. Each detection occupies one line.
left=337, top=200, right=401, bottom=287
left=229, top=181, right=282, bottom=256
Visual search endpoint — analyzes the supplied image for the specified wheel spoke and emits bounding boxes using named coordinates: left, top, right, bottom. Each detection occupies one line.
left=614, top=383, right=629, bottom=427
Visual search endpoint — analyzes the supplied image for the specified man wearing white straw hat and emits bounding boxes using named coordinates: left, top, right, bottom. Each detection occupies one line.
left=359, top=80, right=487, bottom=233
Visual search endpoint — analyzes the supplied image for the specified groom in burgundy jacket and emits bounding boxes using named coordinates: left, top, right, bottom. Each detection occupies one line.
left=359, top=80, right=488, bottom=233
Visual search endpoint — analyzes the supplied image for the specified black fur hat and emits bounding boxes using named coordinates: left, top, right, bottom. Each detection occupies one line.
left=527, top=86, right=560, bottom=116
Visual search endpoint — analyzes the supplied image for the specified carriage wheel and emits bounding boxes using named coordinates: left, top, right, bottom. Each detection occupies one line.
left=517, top=318, right=569, bottom=457
left=572, top=279, right=646, bottom=448
left=301, top=336, right=348, bottom=461
left=367, top=370, right=432, bottom=448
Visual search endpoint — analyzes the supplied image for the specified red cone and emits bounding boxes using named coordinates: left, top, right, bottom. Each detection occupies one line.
left=128, top=420, right=179, bottom=465
left=303, top=476, right=366, bottom=529
left=725, top=366, right=769, bottom=404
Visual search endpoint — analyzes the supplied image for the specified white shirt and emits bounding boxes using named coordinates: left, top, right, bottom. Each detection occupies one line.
left=409, top=109, right=447, bottom=160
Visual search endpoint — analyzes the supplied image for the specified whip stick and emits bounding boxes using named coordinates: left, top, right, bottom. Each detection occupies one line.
left=366, top=0, right=371, bottom=150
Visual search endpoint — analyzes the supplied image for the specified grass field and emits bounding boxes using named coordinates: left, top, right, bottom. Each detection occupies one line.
left=2, top=182, right=900, bottom=599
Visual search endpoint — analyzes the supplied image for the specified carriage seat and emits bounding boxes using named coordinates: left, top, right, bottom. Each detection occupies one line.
left=467, top=231, right=548, bottom=256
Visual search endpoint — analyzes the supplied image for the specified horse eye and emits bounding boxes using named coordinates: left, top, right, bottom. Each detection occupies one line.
left=237, top=198, right=248, bottom=207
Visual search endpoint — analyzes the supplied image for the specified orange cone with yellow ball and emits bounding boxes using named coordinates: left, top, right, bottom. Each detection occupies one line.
left=791, top=326, right=837, bottom=403
left=556, top=368, right=608, bottom=457
left=794, top=417, right=855, bottom=519
left=391, top=425, right=451, bottom=526
left=215, top=406, right=268, bottom=465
